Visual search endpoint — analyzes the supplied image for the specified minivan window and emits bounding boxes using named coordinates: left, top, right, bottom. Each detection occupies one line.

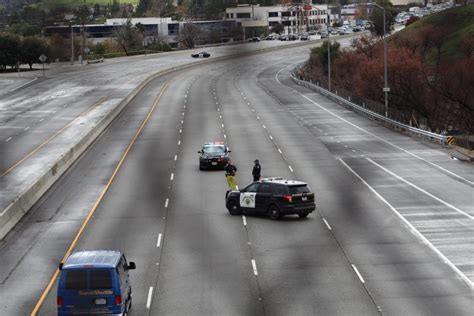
left=90, top=270, right=112, bottom=289
left=289, top=185, right=310, bottom=194
left=65, top=270, right=88, bottom=290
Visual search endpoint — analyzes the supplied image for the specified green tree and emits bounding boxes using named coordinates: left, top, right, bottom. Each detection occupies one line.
left=271, top=23, right=284, bottom=34
left=137, top=0, right=152, bottom=16
left=0, top=33, right=21, bottom=70
left=310, top=40, right=340, bottom=75
left=20, top=37, right=49, bottom=70
left=370, top=0, right=396, bottom=38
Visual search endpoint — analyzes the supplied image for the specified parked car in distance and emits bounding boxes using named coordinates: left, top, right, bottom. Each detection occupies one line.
left=248, top=37, right=261, bottom=42
left=191, top=51, right=211, bottom=58
left=57, top=250, right=136, bottom=316
left=300, top=33, right=309, bottom=40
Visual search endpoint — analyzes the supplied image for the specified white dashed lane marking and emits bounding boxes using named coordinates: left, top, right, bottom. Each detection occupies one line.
left=352, top=264, right=365, bottom=284
left=5, top=137, right=12, bottom=142
left=146, top=287, right=153, bottom=309
left=322, top=218, right=332, bottom=230
left=288, top=165, right=294, bottom=172
left=251, top=259, right=258, bottom=276
left=164, top=198, right=169, bottom=208
left=170, top=173, right=174, bottom=181
left=156, top=233, right=162, bottom=247
left=242, top=215, right=247, bottom=226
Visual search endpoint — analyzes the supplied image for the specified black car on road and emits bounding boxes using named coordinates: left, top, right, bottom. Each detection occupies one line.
left=198, top=142, right=230, bottom=170
left=226, top=178, right=316, bottom=219
left=191, top=52, right=211, bottom=58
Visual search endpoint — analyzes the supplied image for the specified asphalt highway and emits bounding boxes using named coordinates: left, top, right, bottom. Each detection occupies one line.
left=0, top=40, right=472, bottom=315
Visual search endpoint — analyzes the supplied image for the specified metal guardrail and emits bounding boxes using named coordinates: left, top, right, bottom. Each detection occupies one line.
left=290, top=72, right=448, bottom=145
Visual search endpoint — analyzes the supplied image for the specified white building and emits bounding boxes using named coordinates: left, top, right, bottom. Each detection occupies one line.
left=225, top=4, right=338, bottom=35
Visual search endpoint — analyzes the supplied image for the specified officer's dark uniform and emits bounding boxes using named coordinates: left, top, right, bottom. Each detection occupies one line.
left=252, top=160, right=261, bottom=181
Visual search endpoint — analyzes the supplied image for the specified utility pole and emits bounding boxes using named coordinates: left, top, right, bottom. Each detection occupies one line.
left=373, top=2, right=390, bottom=117
left=70, top=22, right=74, bottom=65
left=327, top=2, right=331, bottom=92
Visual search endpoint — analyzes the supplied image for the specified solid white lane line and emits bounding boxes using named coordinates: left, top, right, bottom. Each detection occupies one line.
left=351, top=264, right=365, bottom=284
left=164, top=198, right=169, bottom=208
left=146, top=287, right=153, bottom=309
left=288, top=165, right=294, bottom=172
left=339, top=158, right=474, bottom=289
left=251, top=259, right=258, bottom=276
left=366, top=158, right=473, bottom=220
left=322, top=218, right=332, bottom=230
left=275, top=67, right=473, bottom=185
left=5, top=137, right=12, bottom=142
left=170, top=173, right=174, bottom=181
left=174, top=155, right=177, bottom=161
left=278, top=149, right=282, bottom=154
left=156, top=234, right=162, bottom=247
left=242, top=215, right=247, bottom=226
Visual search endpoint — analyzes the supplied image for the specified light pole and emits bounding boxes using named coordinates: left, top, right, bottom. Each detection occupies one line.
left=70, top=22, right=74, bottom=65
left=373, top=2, right=389, bottom=117
left=326, top=3, right=331, bottom=92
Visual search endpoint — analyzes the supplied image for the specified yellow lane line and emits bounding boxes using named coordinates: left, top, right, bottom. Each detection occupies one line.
left=1, top=97, right=108, bottom=177
left=31, top=81, right=171, bottom=316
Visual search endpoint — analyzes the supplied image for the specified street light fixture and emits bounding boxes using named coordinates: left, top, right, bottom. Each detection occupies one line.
left=373, top=2, right=390, bottom=117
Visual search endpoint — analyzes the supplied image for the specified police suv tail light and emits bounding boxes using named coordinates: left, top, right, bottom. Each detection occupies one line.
left=57, top=296, right=63, bottom=307
left=283, top=195, right=292, bottom=203
left=115, top=295, right=122, bottom=305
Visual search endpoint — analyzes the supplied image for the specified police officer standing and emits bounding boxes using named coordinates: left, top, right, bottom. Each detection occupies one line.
left=225, top=160, right=238, bottom=190
left=252, top=159, right=261, bottom=182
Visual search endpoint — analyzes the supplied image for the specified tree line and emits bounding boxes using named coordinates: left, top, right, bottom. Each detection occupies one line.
left=0, top=33, right=48, bottom=70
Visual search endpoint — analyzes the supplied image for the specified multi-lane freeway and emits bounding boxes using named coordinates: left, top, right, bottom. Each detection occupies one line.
left=0, top=39, right=473, bottom=315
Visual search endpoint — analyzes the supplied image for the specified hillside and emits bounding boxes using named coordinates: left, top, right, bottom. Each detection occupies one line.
left=39, top=0, right=139, bottom=9
left=392, top=5, right=474, bottom=61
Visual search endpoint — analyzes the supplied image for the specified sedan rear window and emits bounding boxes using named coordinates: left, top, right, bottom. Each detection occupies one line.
left=289, top=185, right=310, bottom=194
left=90, top=270, right=112, bottom=289
left=65, top=270, right=88, bottom=290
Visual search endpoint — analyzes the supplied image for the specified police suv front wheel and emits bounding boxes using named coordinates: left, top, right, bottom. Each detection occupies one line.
left=268, top=204, right=281, bottom=220
left=227, top=200, right=241, bottom=215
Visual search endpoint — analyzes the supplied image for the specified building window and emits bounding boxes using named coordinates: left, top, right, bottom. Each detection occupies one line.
left=281, top=11, right=290, bottom=17
left=236, top=13, right=251, bottom=19
left=268, top=12, right=278, bottom=17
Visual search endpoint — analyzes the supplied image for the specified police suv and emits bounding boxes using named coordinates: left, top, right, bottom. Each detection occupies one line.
left=198, top=142, right=231, bottom=170
left=225, top=178, right=316, bottom=220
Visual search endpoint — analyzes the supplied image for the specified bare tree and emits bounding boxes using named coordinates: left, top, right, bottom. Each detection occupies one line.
left=179, top=23, right=202, bottom=49
left=114, top=19, right=142, bottom=53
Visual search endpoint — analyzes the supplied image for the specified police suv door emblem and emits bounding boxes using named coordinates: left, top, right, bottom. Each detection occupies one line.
left=240, top=192, right=256, bottom=208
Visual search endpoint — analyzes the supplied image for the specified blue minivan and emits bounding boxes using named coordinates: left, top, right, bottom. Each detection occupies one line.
left=57, top=250, right=136, bottom=315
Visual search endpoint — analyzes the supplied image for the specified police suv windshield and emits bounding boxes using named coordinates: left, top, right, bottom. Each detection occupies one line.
left=203, top=145, right=225, bottom=155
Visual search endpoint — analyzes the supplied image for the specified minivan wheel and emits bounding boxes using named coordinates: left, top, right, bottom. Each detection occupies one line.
left=298, top=212, right=309, bottom=218
left=227, top=200, right=241, bottom=215
left=268, top=205, right=281, bottom=220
